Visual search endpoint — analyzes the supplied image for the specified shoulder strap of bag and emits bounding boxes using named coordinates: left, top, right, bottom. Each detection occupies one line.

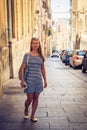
left=27, top=53, right=29, bottom=65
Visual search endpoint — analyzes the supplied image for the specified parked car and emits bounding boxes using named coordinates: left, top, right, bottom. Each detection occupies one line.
left=60, top=50, right=65, bottom=60
left=82, top=52, right=87, bottom=73
left=69, top=50, right=85, bottom=69
left=51, top=50, right=59, bottom=57
left=61, top=50, right=74, bottom=65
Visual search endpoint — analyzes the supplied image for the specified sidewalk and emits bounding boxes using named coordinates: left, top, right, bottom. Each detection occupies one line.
left=0, top=78, right=87, bottom=130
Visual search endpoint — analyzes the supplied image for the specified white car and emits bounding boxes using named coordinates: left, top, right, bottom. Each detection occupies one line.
left=51, top=50, right=59, bottom=57
left=69, top=50, right=85, bottom=69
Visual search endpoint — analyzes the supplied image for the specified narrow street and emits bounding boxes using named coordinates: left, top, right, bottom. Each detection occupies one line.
left=0, top=57, right=87, bottom=130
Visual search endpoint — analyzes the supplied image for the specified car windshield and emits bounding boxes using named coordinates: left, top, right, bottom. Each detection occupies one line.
left=77, top=51, right=85, bottom=56
left=52, top=50, right=58, bottom=53
left=67, top=50, right=74, bottom=56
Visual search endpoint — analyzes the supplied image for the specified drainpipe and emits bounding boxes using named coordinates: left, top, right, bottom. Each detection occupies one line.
left=7, top=0, right=14, bottom=78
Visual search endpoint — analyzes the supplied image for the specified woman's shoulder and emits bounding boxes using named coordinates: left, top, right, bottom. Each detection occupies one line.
left=24, top=52, right=29, bottom=56
left=23, top=52, right=30, bottom=59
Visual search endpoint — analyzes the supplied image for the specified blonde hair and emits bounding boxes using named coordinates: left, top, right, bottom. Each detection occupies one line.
left=30, top=37, right=45, bottom=62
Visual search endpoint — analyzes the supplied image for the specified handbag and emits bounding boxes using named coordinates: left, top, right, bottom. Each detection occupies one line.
left=18, top=54, right=29, bottom=80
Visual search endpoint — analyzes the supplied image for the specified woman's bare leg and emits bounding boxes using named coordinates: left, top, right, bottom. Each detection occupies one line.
left=24, top=94, right=33, bottom=116
left=31, top=93, right=40, bottom=119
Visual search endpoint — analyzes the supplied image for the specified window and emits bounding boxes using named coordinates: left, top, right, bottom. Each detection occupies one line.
left=77, top=51, right=85, bottom=56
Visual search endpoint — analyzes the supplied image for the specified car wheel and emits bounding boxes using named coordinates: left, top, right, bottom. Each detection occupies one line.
left=82, top=66, right=86, bottom=73
left=73, top=62, right=76, bottom=69
left=65, top=61, right=67, bottom=65
left=69, top=63, right=72, bottom=67
left=73, top=66, right=76, bottom=69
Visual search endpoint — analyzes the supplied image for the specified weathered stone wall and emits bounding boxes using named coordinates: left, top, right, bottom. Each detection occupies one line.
left=80, top=40, right=87, bottom=50
left=1, top=47, right=10, bottom=82
left=0, top=47, right=10, bottom=97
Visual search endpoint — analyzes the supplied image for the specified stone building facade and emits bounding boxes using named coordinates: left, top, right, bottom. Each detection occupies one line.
left=71, top=0, right=87, bottom=49
left=0, top=0, right=51, bottom=97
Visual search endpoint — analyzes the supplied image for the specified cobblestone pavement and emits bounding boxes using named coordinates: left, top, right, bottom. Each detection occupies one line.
left=0, top=57, right=87, bottom=130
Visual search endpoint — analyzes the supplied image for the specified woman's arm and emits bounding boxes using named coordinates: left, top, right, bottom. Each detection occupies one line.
left=41, top=63, right=47, bottom=88
left=20, top=63, right=27, bottom=87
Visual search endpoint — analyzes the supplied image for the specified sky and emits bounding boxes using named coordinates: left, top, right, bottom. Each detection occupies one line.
left=51, top=0, right=71, bottom=20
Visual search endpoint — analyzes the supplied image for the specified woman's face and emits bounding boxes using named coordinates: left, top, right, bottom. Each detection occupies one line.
left=31, top=39, right=39, bottom=50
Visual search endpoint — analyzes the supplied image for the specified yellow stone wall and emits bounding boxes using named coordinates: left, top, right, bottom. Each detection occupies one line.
left=0, top=0, right=8, bottom=47
left=0, top=0, right=33, bottom=97
left=0, top=0, right=9, bottom=97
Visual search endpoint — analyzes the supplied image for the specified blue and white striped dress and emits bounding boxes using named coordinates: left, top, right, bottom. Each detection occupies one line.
left=23, top=53, right=44, bottom=94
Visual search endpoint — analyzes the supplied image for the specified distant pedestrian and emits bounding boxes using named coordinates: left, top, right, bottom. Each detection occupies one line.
left=20, top=37, right=47, bottom=122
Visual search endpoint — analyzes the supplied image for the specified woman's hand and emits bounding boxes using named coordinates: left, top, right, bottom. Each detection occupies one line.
left=20, top=80, right=26, bottom=88
left=44, top=80, right=47, bottom=88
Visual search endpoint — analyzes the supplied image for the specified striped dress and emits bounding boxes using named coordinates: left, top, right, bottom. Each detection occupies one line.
left=23, top=53, right=44, bottom=94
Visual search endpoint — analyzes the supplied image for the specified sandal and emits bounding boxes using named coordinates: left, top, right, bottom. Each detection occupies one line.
left=31, top=117, right=37, bottom=122
left=24, top=115, right=29, bottom=119
left=24, top=109, right=29, bottom=119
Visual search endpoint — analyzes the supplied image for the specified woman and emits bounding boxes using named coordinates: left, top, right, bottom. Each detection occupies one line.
left=20, top=37, right=47, bottom=122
